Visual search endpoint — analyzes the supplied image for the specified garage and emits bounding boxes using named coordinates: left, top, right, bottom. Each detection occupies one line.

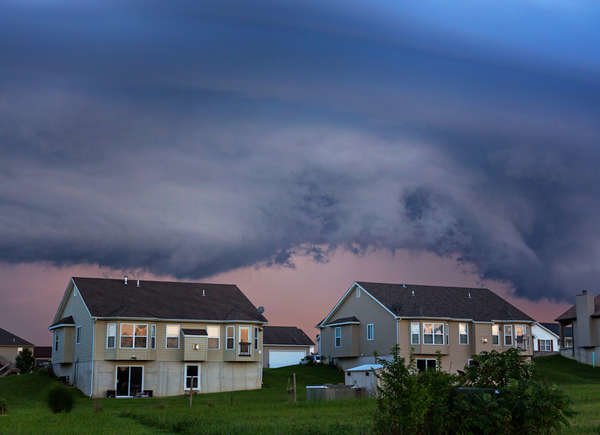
left=268, top=350, right=307, bottom=368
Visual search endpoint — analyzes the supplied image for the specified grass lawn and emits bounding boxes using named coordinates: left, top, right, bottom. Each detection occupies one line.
left=1, top=356, right=599, bottom=434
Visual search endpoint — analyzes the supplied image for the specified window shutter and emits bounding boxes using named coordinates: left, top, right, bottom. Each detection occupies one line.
left=550, top=340, right=553, bottom=352
left=538, top=339, right=541, bottom=351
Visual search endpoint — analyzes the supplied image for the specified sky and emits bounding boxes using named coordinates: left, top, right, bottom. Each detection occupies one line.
left=1, top=1, right=599, bottom=344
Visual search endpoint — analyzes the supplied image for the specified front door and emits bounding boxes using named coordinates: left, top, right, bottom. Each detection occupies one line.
left=116, top=366, right=143, bottom=397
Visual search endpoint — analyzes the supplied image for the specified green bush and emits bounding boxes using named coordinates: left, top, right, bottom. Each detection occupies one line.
left=0, top=397, right=7, bottom=415
left=15, top=348, right=35, bottom=374
left=47, top=385, right=74, bottom=413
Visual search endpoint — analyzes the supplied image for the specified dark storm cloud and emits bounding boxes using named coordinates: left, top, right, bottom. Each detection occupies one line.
left=2, top=0, right=600, bottom=301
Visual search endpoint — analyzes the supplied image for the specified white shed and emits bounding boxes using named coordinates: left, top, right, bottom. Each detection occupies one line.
left=344, top=363, right=382, bottom=395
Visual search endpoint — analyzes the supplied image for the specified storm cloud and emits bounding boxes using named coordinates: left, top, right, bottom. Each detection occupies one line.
left=2, top=0, right=600, bottom=301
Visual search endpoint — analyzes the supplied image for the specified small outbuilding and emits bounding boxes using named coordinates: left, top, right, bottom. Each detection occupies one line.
left=344, top=363, right=382, bottom=395
left=263, top=326, right=314, bottom=368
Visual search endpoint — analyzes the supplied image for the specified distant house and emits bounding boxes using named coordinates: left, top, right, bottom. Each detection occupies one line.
left=318, top=282, right=535, bottom=371
left=532, top=323, right=560, bottom=354
left=0, top=327, right=34, bottom=373
left=556, top=290, right=600, bottom=365
left=263, top=326, right=314, bottom=368
left=49, top=277, right=267, bottom=397
left=34, top=346, right=52, bottom=367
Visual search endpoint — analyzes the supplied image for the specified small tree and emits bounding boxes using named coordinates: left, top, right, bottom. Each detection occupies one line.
left=15, top=348, right=35, bottom=374
left=375, top=346, right=430, bottom=434
left=47, top=385, right=74, bottom=413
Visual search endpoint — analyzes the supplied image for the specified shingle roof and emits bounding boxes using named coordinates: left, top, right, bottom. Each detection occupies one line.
left=263, top=326, right=314, bottom=346
left=354, top=282, right=534, bottom=322
left=324, top=316, right=360, bottom=326
left=182, top=329, right=207, bottom=336
left=49, top=316, right=75, bottom=328
left=539, top=322, right=572, bottom=337
left=556, top=295, right=600, bottom=322
left=72, top=277, right=267, bottom=322
left=0, top=327, right=33, bottom=346
left=34, top=346, right=52, bottom=359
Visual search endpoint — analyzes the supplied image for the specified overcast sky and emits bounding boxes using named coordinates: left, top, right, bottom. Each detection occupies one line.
left=2, top=1, right=599, bottom=343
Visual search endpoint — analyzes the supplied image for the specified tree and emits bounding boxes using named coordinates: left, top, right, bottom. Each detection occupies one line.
left=15, top=348, right=35, bottom=374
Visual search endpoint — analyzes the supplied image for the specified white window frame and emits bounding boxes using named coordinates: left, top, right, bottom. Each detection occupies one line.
left=76, top=326, right=82, bottom=344
left=423, top=322, right=445, bottom=345
left=539, top=339, right=552, bottom=352
left=207, top=325, right=220, bottom=350
left=515, top=324, right=528, bottom=350
left=106, top=323, right=117, bottom=349
left=183, top=364, right=201, bottom=392
left=119, top=323, right=148, bottom=349
left=367, top=323, right=375, bottom=341
left=226, top=326, right=235, bottom=350
left=334, top=326, right=342, bottom=348
left=492, top=324, right=500, bottom=345
left=416, top=358, right=438, bottom=372
left=504, top=325, right=513, bottom=346
left=114, top=365, right=144, bottom=398
left=410, top=322, right=420, bottom=345
left=459, top=322, right=469, bottom=345
left=150, top=324, right=156, bottom=349
left=238, top=326, right=252, bottom=355
left=166, top=324, right=181, bottom=349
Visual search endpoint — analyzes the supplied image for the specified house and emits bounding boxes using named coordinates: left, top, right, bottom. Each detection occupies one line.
left=318, top=282, right=534, bottom=371
left=556, top=290, right=600, bottom=366
left=34, top=346, right=53, bottom=367
left=49, top=277, right=267, bottom=397
left=344, top=363, right=382, bottom=395
left=532, top=323, right=560, bottom=354
left=262, top=326, right=314, bottom=368
left=0, top=327, right=34, bottom=375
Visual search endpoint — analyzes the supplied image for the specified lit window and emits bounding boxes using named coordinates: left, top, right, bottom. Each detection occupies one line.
left=423, top=323, right=444, bottom=345
left=504, top=325, right=513, bottom=346
left=120, top=323, right=147, bottom=349
left=459, top=323, right=469, bottom=345
left=207, top=325, right=220, bottom=349
left=166, top=324, right=180, bottom=349
left=226, top=326, right=235, bottom=350
left=106, top=323, right=116, bottom=349
left=410, top=322, right=420, bottom=345
left=492, top=324, right=499, bottom=345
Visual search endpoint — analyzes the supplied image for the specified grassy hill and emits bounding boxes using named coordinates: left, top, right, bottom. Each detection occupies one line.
left=0, top=357, right=598, bottom=434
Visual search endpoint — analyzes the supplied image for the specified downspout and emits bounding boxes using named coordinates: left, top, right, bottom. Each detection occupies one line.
left=90, top=318, right=95, bottom=398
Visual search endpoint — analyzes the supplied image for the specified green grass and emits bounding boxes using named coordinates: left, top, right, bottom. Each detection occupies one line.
left=1, top=357, right=599, bottom=434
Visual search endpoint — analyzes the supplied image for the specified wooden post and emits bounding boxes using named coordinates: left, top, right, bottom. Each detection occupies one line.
left=188, top=387, right=193, bottom=408
left=293, top=372, right=297, bottom=404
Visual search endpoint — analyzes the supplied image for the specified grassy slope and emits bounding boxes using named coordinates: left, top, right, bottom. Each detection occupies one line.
left=1, top=357, right=599, bottom=434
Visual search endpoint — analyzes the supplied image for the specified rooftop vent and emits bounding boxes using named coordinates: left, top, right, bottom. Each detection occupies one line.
left=402, top=283, right=407, bottom=288
left=202, top=289, right=206, bottom=296
left=136, top=279, right=140, bottom=287
left=124, top=276, right=128, bottom=286
left=467, top=291, right=471, bottom=299
left=411, top=289, right=415, bottom=297
left=257, top=306, right=265, bottom=314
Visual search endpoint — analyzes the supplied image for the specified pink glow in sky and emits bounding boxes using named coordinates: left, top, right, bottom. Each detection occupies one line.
left=0, top=249, right=570, bottom=345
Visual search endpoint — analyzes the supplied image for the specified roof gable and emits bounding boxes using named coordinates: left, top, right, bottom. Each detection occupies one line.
left=556, top=294, right=600, bottom=322
left=72, top=277, right=267, bottom=322
left=0, top=327, right=33, bottom=346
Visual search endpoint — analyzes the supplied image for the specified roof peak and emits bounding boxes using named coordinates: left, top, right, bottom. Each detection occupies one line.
left=356, top=281, right=489, bottom=291
left=73, top=276, right=238, bottom=288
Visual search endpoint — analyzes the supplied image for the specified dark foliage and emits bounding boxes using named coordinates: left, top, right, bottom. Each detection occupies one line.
left=47, top=385, right=74, bottom=413
left=0, top=397, right=7, bottom=415
left=15, top=348, right=35, bottom=374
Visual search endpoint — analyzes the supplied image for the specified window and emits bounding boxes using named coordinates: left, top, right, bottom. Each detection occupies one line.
left=416, top=359, right=437, bottom=372
left=356, top=287, right=361, bottom=298
left=76, top=326, right=82, bottom=344
left=539, top=339, right=553, bottom=352
left=207, top=325, right=220, bottom=350
left=410, top=322, right=420, bottom=345
left=367, top=323, right=375, bottom=341
left=166, top=324, right=180, bottom=349
left=239, top=326, right=251, bottom=355
left=254, top=327, right=259, bottom=350
left=120, top=323, right=147, bottom=349
left=54, top=333, right=59, bottom=351
left=515, top=325, right=528, bottom=350
left=184, top=365, right=200, bottom=391
left=334, top=327, right=342, bottom=348
left=504, top=325, right=513, bottom=346
left=492, top=324, right=500, bottom=345
left=150, top=324, right=156, bottom=349
left=107, top=323, right=116, bottom=349
left=226, top=326, right=235, bottom=350
left=466, top=359, right=478, bottom=368
left=564, top=337, right=573, bottom=348
left=459, top=323, right=469, bottom=345
left=423, top=323, right=444, bottom=345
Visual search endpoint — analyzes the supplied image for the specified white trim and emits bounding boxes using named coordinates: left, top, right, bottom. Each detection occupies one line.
left=206, top=325, right=220, bottom=350
left=458, top=322, right=469, bottom=345
left=115, top=365, right=144, bottom=398
left=334, top=326, right=342, bottom=348
left=422, top=322, right=445, bottom=345
left=410, top=321, right=420, bottom=345
left=48, top=323, right=75, bottom=331
left=119, top=322, right=149, bottom=349
left=95, top=316, right=266, bottom=324
left=533, top=322, right=560, bottom=339
left=106, top=323, right=117, bottom=349
left=504, top=324, right=513, bottom=346
left=366, top=323, right=375, bottom=341
left=225, top=325, right=235, bottom=350
left=492, top=324, right=500, bottom=345
left=183, top=364, right=201, bottom=392
left=238, top=326, right=252, bottom=356
left=324, top=321, right=360, bottom=327
left=166, top=324, right=181, bottom=349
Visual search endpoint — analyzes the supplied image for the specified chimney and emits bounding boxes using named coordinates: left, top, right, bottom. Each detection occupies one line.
left=124, top=276, right=128, bottom=286
left=575, top=290, right=594, bottom=347
left=136, top=279, right=140, bottom=287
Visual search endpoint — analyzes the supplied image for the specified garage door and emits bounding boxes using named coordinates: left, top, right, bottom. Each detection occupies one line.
left=268, top=350, right=307, bottom=368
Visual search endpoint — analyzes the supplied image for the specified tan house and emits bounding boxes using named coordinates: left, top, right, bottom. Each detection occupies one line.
left=50, top=277, right=267, bottom=398
left=556, top=290, right=600, bottom=366
left=318, top=282, right=534, bottom=371
left=1, top=327, right=34, bottom=375
left=262, top=326, right=314, bottom=368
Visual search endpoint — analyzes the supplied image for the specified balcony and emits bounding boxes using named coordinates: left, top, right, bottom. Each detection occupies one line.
left=239, top=342, right=251, bottom=357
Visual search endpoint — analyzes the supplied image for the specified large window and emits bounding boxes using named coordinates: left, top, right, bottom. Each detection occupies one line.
left=459, top=323, right=469, bottom=345
left=166, top=324, right=180, bottom=349
left=184, top=365, right=200, bottom=391
left=492, top=324, right=500, bottom=345
left=367, top=323, right=375, bottom=341
left=120, top=323, right=147, bottom=349
left=150, top=324, right=156, bottom=349
left=226, top=326, right=235, bottom=350
left=107, top=323, right=116, bottom=349
left=539, top=339, right=553, bottom=352
left=207, top=325, right=220, bottom=350
left=410, top=322, right=420, bottom=345
left=416, top=359, right=437, bottom=372
left=504, top=325, right=513, bottom=346
left=423, top=323, right=444, bottom=345
left=239, top=326, right=251, bottom=355
left=515, top=324, right=528, bottom=350
left=334, top=327, right=342, bottom=348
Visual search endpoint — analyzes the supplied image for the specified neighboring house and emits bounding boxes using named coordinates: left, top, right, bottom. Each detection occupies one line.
left=50, top=277, right=267, bottom=397
left=0, top=327, right=34, bottom=373
left=263, top=326, right=314, bottom=368
left=556, top=290, right=600, bottom=366
left=318, top=282, right=534, bottom=371
left=34, top=346, right=53, bottom=367
left=532, top=323, right=560, bottom=354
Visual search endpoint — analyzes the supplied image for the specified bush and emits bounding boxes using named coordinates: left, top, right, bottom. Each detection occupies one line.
left=47, top=385, right=74, bottom=413
left=15, top=348, right=35, bottom=374
left=0, top=397, right=7, bottom=415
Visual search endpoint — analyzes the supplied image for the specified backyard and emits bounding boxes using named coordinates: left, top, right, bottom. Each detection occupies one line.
left=0, top=356, right=598, bottom=434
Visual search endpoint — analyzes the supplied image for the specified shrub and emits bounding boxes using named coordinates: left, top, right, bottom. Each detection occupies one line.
left=15, top=348, right=35, bottom=374
left=47, top=385, right=74, bottom=413
left=0, top=397, right=7, bottom=415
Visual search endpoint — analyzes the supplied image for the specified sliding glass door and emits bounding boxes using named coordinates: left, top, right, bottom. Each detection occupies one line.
left=116, top=366, right=143, bottom=397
